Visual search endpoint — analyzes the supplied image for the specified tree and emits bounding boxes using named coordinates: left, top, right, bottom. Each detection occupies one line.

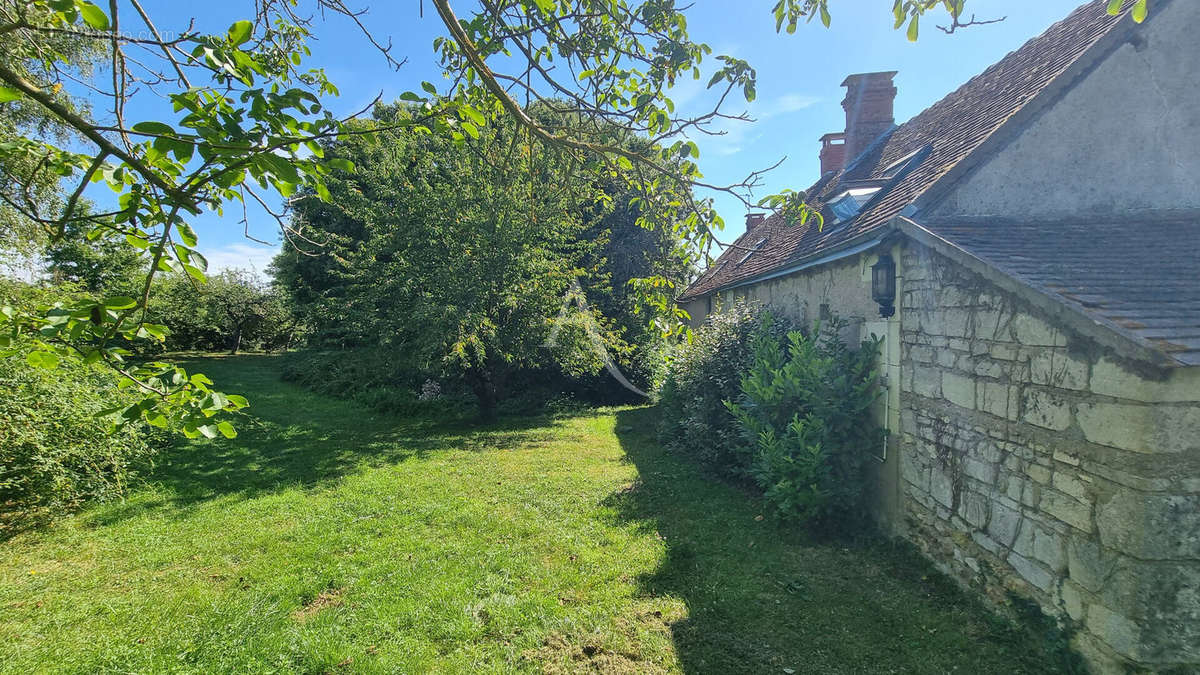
left=208, top=270, right=275, bottom=354
left=0, top=0, right=104, bottom=264
left=278, top=104, right=616, bottom=417
left=146, top=270, right=291, bottom=355
left=44, top=217, right=144, bottom=294
left=0, top=0, right=1150, bottom=434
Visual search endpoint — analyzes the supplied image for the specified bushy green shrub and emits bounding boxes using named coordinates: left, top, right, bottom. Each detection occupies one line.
left=727, top=320, right=883, bottom=532
left=656, top=302, right=792, bottom=477
left=0, top=279, right=161, bottom=532
left=0, top=346, right=158, bottom=532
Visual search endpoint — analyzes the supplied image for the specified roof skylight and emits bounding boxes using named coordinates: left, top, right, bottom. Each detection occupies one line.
left=828, top=187, right=881, bottom=223
left=738, top=238, right=767, bottom=264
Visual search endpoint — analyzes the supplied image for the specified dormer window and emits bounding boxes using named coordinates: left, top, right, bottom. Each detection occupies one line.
left=828, top=187, right=881, bottom=223
left=738, top=238, right=767, bottom=264
left=880, top=145, right=932, bottom=179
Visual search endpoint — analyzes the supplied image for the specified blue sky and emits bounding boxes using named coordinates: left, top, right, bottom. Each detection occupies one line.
left=124, top=0, right=1089, bottom=272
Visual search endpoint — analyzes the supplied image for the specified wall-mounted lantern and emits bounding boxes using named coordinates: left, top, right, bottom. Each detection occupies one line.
left=872, top=254, right=896, bottom=318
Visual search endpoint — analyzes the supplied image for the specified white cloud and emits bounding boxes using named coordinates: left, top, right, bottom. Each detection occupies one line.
left=199, top=242, right=280, bottom=275
left=769, top=93, right=821, bottom=116
left=701, top=116, right=760, bottom=157
left=689, top=91, right=820, bottom=157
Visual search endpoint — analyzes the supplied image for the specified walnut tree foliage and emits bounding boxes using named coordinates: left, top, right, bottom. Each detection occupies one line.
left=0, top=0, right=1148, bottom=435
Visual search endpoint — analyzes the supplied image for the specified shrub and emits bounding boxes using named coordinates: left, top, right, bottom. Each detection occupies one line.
left=0, top=345, right=158, bottom=532
left=656, top=302, right=792, bottom=477
left=1, top=279, right=162, bottom=532
left=727, top=320, right=883, bottom=532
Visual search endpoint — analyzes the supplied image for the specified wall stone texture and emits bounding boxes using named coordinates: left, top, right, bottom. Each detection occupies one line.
left=899, top=242, right=1200, bottom=673
left=713, top=254, right=881, bottom=344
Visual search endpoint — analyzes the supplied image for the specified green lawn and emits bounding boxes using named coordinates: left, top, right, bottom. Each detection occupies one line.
left=0, top=356, right=1071, bottom=673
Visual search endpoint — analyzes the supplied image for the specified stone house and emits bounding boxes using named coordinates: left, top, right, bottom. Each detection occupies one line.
left=678, top=1, right=1199, bottom=672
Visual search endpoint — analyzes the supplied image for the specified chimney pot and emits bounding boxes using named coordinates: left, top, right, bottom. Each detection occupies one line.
left=745, top=213, right=767, bottom=232
left=819, top=132, right=846, bottom=174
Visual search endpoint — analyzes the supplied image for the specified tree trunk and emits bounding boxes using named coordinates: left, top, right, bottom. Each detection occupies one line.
left=281, top=320, right=298, bottom=352
left=467, top=366, right=498, bottom=422
left=229, top=324, right=242, bottom=355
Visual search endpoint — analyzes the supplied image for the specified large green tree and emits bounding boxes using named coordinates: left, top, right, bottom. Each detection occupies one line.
left=277, top=104, right=656, bottom=416
left=146, top=270, right=292, bottom=355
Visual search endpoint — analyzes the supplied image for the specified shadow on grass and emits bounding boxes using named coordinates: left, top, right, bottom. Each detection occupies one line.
left=608, top=407, right=1080, bottom=675
left=85, top=355, right=579, bottom=527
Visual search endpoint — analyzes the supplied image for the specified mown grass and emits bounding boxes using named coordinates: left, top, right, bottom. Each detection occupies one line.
left=0, top=355, right=1072, bottom=673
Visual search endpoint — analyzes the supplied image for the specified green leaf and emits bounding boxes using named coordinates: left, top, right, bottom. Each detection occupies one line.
left=1107, top=0, right=1126, bottom=15
left=906, top=15, right=920, bottom=42
left=217, top=421, right=238, bottom=439
left=1132, top=0, right=1148, bottom=22
left=421, top=81, right=439, bottom=95
left=459, top=105, right=486, bottom=126
left=226, top=394, right=249, bottom=408
left=461, top=121, right=480, bottom=139
left=103, top=296, right=137, bottom=310
left=77, top=1, right=109, bottom=30
left=227, top=20, right=253, bottom=46
left=26, top=350, right=60, bottom=369
left=327, top=158, right=356, bottom=172
left=177, top=221, right=199, bottom=248
left=139, top=323, right=168, bottom=341
left=0, top=87, right=21, bottom=103
left=196, top=424, right=218, bottom=439
left=189, top=373, right=214, bottom=386
left=131, top=120, right=174, bottom=137
left=183, top=263, right=207, bottom=283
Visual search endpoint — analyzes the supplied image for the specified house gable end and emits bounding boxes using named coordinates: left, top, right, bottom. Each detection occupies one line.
left=923, top=0, right=1198, bottom=221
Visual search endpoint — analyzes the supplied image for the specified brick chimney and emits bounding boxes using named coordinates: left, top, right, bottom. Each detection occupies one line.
left=840, top=71, right=898, bottom=163
left=745, top=213, right=767, bottom=232
left=819, top=133, right=846, bottom=174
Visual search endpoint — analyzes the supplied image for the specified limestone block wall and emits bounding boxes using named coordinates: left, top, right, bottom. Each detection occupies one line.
left=713, top=255, right=881, bottom=337
left=898, top=242, right=1200, bottom=672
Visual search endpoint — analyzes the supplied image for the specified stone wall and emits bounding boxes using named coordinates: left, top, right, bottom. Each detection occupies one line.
left=898, top=241, right=1200, bottom=673
left=713, top=254, right=881, bottom=339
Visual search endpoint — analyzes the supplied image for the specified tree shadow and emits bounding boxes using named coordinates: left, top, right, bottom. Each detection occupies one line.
left=83, top=356, right=580, bottom=528
left=608, top=408, right=1073, bottom=674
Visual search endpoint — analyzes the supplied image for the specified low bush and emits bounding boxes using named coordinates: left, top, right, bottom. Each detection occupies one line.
left=727, top=320, right=883, bottom=532
left=658, top=302, right=883, bottom=534
left=0, top=280, right=162, bottom=532
left=0, top=345, right=159, bottom=533
left=282, top=344, right=657, bottom=420
left=280, top=349, right=446, bottom=415
left=656, top=302, right=792, bottom=477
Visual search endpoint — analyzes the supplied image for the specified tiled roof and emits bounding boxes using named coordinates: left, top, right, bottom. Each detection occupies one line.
left=917, top=217, right=1200, bottom=366
left=681, top=0, right=1130, bottom=301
